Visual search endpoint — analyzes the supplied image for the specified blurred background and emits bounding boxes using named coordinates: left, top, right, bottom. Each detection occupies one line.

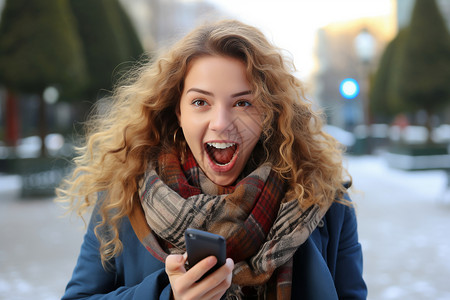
left=0, top=0, right=449, bottom=299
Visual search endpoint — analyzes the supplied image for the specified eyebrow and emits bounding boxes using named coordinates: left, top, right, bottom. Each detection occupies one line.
left=231, top=90, right=252, bottom=98
left=186, top=88, right=213, bottom=97
left=186, top=88, right=252, bottom=98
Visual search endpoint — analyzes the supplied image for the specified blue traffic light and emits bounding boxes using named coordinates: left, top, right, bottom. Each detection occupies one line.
left=340, top=78, right=360, bottom=99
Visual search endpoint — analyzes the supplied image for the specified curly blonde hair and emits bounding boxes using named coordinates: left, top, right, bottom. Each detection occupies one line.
left=57, top=19, right=349, bottom=266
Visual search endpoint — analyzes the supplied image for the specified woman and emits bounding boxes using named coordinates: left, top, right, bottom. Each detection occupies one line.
left=58, top=19, right=367, bottom=299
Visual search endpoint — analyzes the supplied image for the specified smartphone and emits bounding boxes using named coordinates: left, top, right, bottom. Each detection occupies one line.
left=185, top=228, right=226, bottom=280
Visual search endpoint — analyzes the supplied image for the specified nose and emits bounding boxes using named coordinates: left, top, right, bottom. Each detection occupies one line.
left=209, top=105, right=235, bottom=133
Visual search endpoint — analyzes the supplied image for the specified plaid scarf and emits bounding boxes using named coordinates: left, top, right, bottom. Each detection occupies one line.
left=129, top=149, right=331, bottom=299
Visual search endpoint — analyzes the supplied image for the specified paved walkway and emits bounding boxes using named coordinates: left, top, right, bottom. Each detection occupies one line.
left=347, top=155, right=450, bottom=300
left=0, top=180, right=85, bottom=300
left=0, top=155, right=449, bottom=299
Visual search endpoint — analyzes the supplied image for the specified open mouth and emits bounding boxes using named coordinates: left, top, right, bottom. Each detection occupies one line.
left=205, top=142, right=238, bottom=166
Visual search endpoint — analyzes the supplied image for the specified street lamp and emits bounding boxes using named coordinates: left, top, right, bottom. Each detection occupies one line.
left=355, top=28, right=376, bottom=64
left=354, top=27, right=376, bottom=153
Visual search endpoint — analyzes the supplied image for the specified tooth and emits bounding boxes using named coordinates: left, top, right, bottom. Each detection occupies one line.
left=207, top=142, right=235, bottom=149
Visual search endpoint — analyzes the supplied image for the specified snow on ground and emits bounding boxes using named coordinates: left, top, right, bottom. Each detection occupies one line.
left=346, top=155, right=449, bottom=203
left=346, top=155, right=450, bottom=300
left=0, top=174, right=21, bottom=193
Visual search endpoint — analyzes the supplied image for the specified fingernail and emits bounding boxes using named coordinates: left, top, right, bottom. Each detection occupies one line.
left=209, top=256, right=217, bottom=265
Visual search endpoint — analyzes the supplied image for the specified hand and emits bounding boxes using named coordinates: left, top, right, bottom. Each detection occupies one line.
left=165, top=253, right=234, bottom=300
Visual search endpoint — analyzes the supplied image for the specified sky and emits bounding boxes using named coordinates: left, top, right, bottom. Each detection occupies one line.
left=205, top=0, right=394, bottom=80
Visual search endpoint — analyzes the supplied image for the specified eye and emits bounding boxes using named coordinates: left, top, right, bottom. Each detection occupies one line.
left=234, top=100, right=251, bottom=107
left=192, top=99, right=208, bottom=107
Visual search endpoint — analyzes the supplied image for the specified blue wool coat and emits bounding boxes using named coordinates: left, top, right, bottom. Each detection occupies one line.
left=62, top=201, right=367, bottom=299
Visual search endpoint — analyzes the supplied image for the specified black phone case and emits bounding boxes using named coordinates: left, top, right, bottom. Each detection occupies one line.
left=185, top=228, right=226, bottom=280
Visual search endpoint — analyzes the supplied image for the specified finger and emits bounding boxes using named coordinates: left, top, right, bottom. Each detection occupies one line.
left=201, top=279, right=231, bottom=300
left=195, top=258, right=234, bottom=299
left=207, top=258, right=234, bottom=282
left=199, top=273, right=233, bottom=300
left=212, top=258, right=234, bottom=281
left=225, top=258, right=234, bottom=284
left=186, top=255, right=218, bottom=283
left=166, top=254, right=193, bottom=299
left=169, top=256, right=218, bottom=300
left=165, top=253, right=187, bottom=277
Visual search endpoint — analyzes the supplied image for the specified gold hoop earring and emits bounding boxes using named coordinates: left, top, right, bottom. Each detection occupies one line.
left=173, top=127, right=181, bottom=144
left=173, top=127, right=187, bottom=162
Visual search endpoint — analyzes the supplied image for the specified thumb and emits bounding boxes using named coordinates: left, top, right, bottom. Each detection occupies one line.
left=165, top=253, right=187, bottom=277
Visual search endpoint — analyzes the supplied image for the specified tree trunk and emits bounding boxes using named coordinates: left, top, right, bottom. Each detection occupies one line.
left=38, top=93, right=47, bottom=157
left=5, top=89, right=20, bottom=148
left=425, top=107, right=434, bottom=144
